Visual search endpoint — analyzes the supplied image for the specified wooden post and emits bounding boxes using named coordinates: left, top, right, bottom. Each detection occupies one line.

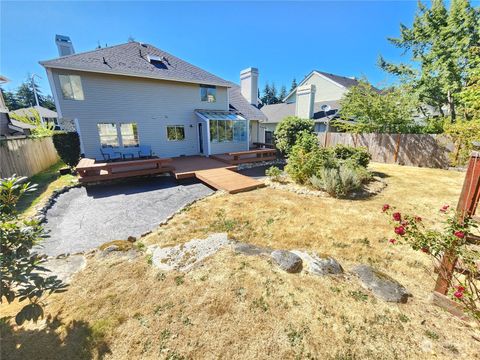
left=434, top=151, right=480, bottom=295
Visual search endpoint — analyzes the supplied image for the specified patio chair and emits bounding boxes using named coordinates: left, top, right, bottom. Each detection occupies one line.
left=138, top=145, right=153, bottom=158
left=100, top=147, right=122, bottom=161
left=119, top=147, right=136, bottom=160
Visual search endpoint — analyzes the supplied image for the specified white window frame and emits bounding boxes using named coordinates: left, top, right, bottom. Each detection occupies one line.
left=166, top=125, right=186, bottom=142
left=200, top=85, right=217, bottom=103
left=59, top=74, right=84, bottom=100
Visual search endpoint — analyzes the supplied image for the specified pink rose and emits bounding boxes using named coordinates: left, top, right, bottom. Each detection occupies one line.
left=389, top=238, right=396, bottom=244
left=456, top=285, right=465, bottom=292
left=382, top=204, right=390, bottom=212
left=453, top=291, right=463, bottom=299
left=440, top=204, right=449, bottom=213
left=392, top=212, right=402, bottom=221
left=454, top=231, right=465, bottom=239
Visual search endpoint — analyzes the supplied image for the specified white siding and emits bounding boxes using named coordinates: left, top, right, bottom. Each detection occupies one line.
left=210, top=140, right=246, bottom=154
left=286, top=73, right=348, bottom=104
left=52, top=70, right=229, bottom=159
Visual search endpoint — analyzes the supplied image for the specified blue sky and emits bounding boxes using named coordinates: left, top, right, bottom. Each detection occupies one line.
left=2, top=1, right=429, bottom=95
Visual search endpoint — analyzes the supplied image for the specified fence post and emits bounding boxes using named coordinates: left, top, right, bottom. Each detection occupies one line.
left=393, top=134, right=402, bottom=164
left=433, top=151, right=480, bottom=295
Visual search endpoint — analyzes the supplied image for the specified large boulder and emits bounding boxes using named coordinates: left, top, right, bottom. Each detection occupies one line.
left=292, top=251, right=343, bottom=276
left=271, top=250, right=303, bottom=273
left=148, top=233, right=230, bottom=272
left=351, top=264, right=411, bottom=303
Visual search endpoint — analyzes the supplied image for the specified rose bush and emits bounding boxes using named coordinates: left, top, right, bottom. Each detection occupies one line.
left=383, top=204, right=479, bottom=323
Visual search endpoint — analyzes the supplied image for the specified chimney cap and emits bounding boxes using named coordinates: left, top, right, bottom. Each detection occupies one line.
left=240, top=67, right=259, bottom=76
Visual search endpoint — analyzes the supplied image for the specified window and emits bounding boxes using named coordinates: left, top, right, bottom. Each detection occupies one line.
left=59, top=75, right=84, bottom=100
left=167, top=125, right=185, bottom=141
left=200, top=85, right=216, bottom=102
left=210, top=120, right=246, bottom=143
left=120, top=123, right=139, bottom=147
left=97, top=123, right=119, bottom=147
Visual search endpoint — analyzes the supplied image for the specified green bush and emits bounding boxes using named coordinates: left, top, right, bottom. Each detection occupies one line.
left=52, top=132, right=81, bottom=168
left=0, top=175, right=67, bottom=325
left=285, top=132, right=335, bottom=184
left=311, top=165, right=362, bottom=197
left=274, top=116, right=315, bottom=155
left=265, top=166, right=282, bottom=182
left=331, top=144, right=371, bottom=168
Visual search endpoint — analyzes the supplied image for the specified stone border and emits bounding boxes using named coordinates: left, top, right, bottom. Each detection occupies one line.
left=236, top=158, right=286, bottom=171
left=34, top=182, right=82, bottom=224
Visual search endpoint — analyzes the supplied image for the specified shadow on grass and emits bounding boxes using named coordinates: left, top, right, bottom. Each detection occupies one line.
left=16, top=162, right=71, bottom=214
left=0, top=315, right=111, bottom=360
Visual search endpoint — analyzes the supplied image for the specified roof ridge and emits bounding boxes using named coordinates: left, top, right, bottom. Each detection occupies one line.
left=40, top=42, right=135, bottom=64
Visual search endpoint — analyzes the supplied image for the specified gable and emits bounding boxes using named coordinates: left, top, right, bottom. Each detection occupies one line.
left=285, top=71, right=349, bottom=104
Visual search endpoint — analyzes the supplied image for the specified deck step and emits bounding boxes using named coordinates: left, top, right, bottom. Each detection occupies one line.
left=195, top=168, right=264, bottom=194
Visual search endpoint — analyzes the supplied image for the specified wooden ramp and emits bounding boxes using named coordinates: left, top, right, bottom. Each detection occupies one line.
left=195, top=168, right=265, bottom=194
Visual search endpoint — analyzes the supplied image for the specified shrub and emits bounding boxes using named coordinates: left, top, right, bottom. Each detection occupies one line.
left=52, top=132, right=81, bottom=168
left=311, top=165, right=362, bottom=197
left=444, top=119, right=480, bottom=166
left=285, top=132, right=335, bottom=184
left=274, top=116, right=315, bottom=155
left=265, top=166, right=282, bottom=182
left=331, top=144, right=371, bottom=168
left=0, top=175, right=67, bottom=325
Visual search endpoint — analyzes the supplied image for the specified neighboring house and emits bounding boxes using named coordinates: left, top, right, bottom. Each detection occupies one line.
left=40, top=36, right=266, bottom=160
left=10, top=106, right=60, bottom=130
left=0, top=75, right=35, bottom=138
left=260, top=70, right=362, bottom=141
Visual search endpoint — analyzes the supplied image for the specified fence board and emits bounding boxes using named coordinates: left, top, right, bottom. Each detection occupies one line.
left=0, top=137, right=59, bottom=178
left=317, top=133, right=453, bottom=168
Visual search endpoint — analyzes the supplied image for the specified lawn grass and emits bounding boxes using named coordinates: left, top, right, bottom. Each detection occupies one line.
left=2, top=163, right=479, bottom=359
left=16, top=161, right=76, bottom=218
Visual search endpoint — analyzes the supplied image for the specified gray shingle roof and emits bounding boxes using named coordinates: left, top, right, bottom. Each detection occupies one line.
left=40, top=42, right=232, bottom=87
left=261, top=100, right=341, bottom=124
left=228, top=84, right=267, bottom=121
left=315, top=71, right=360, bottom=89
left=11, top=106, right=57, bottom=119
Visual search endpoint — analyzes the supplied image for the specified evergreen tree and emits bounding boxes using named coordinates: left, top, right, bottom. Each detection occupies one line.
left=261, top=83, right=271, bottom=104
left=270, top=83, right=278, bottom=104
left=16, top=82, right=38, bottom=107
left=290, top=78, right=298, bottom=92
left=378, top=0, right=480, bottom=122
left=279, top=85, right=287, bottom=102
left=1, top=88, right=21, bottom=110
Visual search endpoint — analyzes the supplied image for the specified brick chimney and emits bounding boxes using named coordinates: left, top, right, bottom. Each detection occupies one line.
left=240, top=67, right=259, bottom=107
left=295, top=84, right=316, bottom=119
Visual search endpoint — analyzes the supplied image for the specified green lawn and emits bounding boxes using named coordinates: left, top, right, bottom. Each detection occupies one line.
left=16, top=161, right=77, bottom=218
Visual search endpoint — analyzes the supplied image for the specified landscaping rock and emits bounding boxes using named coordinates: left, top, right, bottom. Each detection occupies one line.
left=271, top=250, right=302, bottom=273
left=234, top=242, right=272, bottom=256
left=148, top=233, right=230, bottom=272
left=127, top=236, right=137, bottom=243
left=351, top=264, right=411, bottom=303
left=292, top=251, right=343, bottom=276
left=43, top=254, right=86, bottom=283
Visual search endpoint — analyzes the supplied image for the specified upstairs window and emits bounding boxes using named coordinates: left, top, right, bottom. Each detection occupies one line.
left=166, top=125, right=185, bottom=141
left=97, top=123, right=119, bottom=147
left=59, top=75, right=84, bottom=100
left=120, top=123, right=139, bottom=147
left=200, top=85, right=216, bottom=103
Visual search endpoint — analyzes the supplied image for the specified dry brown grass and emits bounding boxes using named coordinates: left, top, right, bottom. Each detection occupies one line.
left=2, top=163, right=479, bottom=359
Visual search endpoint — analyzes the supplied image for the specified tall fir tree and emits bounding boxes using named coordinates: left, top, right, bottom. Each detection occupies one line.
left=290, top=78, right=298, bottom=92
left=279, top=85, right=287, bottom=102
left=379, top=0, right=480, bottom=121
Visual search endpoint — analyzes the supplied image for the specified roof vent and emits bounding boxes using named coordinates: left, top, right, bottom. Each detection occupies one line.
left=55, top=34, right=74, bottom=57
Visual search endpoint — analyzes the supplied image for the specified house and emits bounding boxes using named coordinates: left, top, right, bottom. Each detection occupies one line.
left=40, top=36, right=266, bottom=160
left=10, top=106, right=60, bottom=130
left=260, top=70, right=362, bottom=142
left=0, top=75, right=37, bottom=138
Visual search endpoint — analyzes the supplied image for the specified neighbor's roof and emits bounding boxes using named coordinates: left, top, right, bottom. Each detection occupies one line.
left=40, top=42, right=232, bottom=87
left=283, top=70, right=363, bottom=102
left=228, top=84, right=267, bottom=122
left=11, top=106, right=58, bottom=119
left=9, top=118, right=36, bottom=130
left=261, top=100, right=341, bottom=124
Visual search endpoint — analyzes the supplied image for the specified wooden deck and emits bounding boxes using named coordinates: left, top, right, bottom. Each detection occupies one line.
left=211, top=149, right=277, bottom=165
left=195, top=168, right=265, bottom=194
left=76, top=155, right=264, bottom=194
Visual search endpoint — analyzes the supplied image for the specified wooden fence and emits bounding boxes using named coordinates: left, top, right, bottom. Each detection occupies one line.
left=317, top=133, right=454, bottom=168
left=0, top=137, right=59, bottom=178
